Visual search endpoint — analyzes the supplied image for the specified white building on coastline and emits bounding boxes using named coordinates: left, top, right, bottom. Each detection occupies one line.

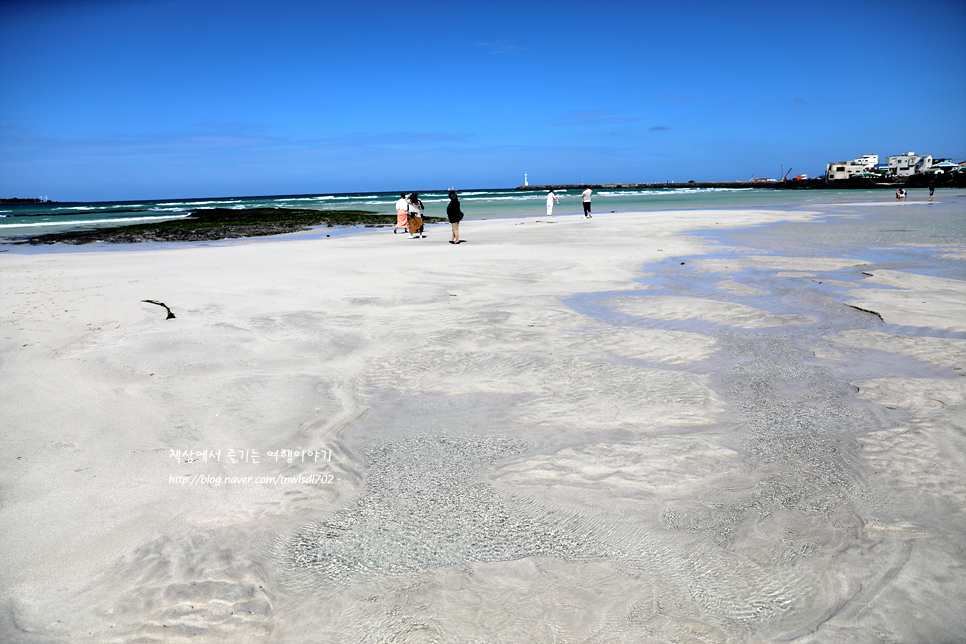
left=825, top=154, right=879, bottom=180
left=886, top=152, right=933, bottom=176
left=826, top=152, right=940, bottom=179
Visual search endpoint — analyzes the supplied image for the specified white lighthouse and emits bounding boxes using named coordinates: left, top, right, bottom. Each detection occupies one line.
left=524, top=173, right=528, bottom=187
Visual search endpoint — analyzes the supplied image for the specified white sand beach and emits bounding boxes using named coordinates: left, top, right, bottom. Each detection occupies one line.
left=2, top=203, right=964, bottom=643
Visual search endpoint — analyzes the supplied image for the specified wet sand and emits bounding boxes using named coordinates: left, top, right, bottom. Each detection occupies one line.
left=1, top=200, right=964, bottom=643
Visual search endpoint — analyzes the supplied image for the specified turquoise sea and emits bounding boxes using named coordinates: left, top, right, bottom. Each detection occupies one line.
left=1, top=186, right=952, bottom=242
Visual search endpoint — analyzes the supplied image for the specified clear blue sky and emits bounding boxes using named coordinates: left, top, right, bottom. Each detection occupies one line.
left=2, top=0, right=964, bottom=202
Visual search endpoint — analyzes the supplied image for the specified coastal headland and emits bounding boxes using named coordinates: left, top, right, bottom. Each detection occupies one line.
left=516, top=173, right=966, bottom=191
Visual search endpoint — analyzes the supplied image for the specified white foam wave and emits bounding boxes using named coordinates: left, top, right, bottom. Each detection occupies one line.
left=156, top=200, right=242, bottom=206
left=461, top=195, right=547, bottom=202
left=581, top=187, right=757, bottom=197
left=279, top=197, right=357, bottom=203
left=0, top=214, right=192, bottom=229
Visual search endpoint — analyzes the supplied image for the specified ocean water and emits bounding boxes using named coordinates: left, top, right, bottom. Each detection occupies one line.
left=0, top=186, right=949, bottom=241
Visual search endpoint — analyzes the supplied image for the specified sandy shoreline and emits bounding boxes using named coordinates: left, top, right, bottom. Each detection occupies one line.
left=2, top=204, right=964, bottom=643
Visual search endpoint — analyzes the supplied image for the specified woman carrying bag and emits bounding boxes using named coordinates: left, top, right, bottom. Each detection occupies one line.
left=407, top=193, right=425, bottom=238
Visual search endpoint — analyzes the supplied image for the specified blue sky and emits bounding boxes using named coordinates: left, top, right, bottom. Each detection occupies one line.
left=2, top=0, right=964, bottom=202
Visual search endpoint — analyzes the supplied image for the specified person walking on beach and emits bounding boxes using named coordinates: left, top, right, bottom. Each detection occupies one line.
left=929, top=183, right=935, bottom=201
left=581, top=186, right=593, bottom=218
left=394, top=193, right=409, bottom=234
left=446, top=190, right=464, bottom=243
left=546, top=189, right=559, bottom=217
left=407, top=193, right=425, bottom=238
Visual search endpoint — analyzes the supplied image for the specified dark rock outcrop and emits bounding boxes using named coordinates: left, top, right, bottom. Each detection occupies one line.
left=20, top=208, right=444, bottom=245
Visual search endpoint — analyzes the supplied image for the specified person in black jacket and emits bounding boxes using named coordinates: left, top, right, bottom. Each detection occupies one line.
left=446, top=190, right=464, bottom=244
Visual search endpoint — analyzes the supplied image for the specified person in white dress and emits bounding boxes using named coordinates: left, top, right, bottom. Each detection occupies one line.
left=546, top=189, right=559, bottom=217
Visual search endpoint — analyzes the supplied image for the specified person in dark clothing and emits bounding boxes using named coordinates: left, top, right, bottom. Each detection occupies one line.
left=446, top=190, right=464, bottom=244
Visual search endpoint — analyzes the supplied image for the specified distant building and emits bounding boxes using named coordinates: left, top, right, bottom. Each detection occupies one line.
left=826, top=154, right=879, bottom=180
left=886, top=152, right=933, bottom=176
left=923, top=158, right=955, bottom=174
